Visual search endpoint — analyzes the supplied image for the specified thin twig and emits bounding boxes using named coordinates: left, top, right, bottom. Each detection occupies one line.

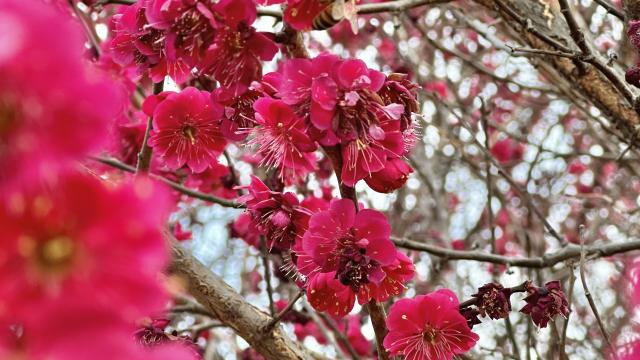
left=91, top=156, right=243, bottom=208
left=260, top=236, right=276, bottom=316
left=578, top=225, right=616, bottom=359
left=560, top=267, right=576, bottom=360
left=392, top=236, right=640, bottom=268
left=316, top=312, right=360, bottom=360
left=592, top=0, right=625, bottom=21
left=265, top=290, right=305, bottom=330
left=137, top=82, right=164, bottom=172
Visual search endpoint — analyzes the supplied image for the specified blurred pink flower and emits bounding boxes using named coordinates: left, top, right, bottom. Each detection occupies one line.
left=0, top=0, right=122, bottom=192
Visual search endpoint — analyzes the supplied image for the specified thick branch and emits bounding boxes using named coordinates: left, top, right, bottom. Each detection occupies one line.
left=392, top=237, right=640, bottom=268
left=169, top=238, right=314, bottom=360
left=476, top=0, right=640, bottom=142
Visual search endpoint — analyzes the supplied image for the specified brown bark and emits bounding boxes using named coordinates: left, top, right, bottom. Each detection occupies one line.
left=168, top=239, right=314, bottom=360
left=475, top=0, right=640, bottom=142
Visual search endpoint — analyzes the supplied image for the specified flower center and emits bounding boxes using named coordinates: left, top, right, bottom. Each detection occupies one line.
left=181, top=125, right=197, bottom=145
left=334, top=239, right=380, bottom=291
left=0, top=96, right=18, bottom=137
left=20, top=236, right=77, bottom=275
left=422, top=324, right=440, bottom=344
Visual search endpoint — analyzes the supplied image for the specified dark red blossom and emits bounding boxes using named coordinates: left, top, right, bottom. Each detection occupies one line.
left=472, top=282, right=512, bottom=320
left=146, top=87, right=226, bottom=173
left=238, top=176, right=311, bottom=250
left=520, top=280, right=569, bottom=328
left=384, top=289, right=479, bottom=360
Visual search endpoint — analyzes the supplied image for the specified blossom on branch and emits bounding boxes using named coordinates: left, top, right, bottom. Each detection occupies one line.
left=384, top=289, right=479, bottom=360
left=146, top=87, right=226, bottom=173
left=520, top=280, right=569, bottom=328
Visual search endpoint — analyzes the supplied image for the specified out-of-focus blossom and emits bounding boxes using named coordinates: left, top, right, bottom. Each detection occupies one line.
left=0, top=0, right=122, bottom=192
left=0, top=174, right=172, bottom=324
left=384, top=289, right=479, bottom=360
left=490, top=138, right=524, bottom=164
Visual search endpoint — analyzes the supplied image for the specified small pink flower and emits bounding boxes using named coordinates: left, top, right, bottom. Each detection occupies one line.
left=201, top=0, right=278, bottom=91
left=147, top=87, right=226, bottom=173
left=238, top=176, right=311, bottom=250
left=384, top=289, right=479, bottom=360
left=491, top=138, right=524, bottom=164
left=109, top=2, right=191, bottom=83
left=248, top=97, right=317, bottom=183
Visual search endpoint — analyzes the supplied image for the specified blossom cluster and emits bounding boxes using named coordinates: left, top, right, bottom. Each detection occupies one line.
left=108, top=0, right=278, bottom=90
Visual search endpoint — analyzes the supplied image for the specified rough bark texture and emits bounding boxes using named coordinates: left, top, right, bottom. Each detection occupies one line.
left=475, top=0, right=640, bottom=142
left=169, top=240, right=314, bottom=360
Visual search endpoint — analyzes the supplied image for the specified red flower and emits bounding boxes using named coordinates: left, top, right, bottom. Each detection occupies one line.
left=201, top=0, right=278, bottom=91
left=231, top=212, right=261, bottom=248
left=306, top=271, right=357, bottom=317
left=0, top=174, right=172, bottom=326
left=364, top=157, right=413, bottom=193
left=185, top=161, right=236, bottom=199
left=212, top=86, right=259, bottom=141
left=358, top=250, right=415, bottom=303
left=302, top=199, right=397, bottom=291
left=520, top=280, right=569, bottom=328
left=145, top=0, right=217, bottom=68
left=147, top=87, right=226, bottom=173
left=248, top=97, right=317, bottom=183
left=284, top=0, right=331, bottom=31
left=384, top=289, right=479, bottom=360
left=238, top=176, right=311, bottom=250
left=109, top=2, right=191, bottom=83
left=279, top=54, right=417, bottom=188
left=0, top=0, right=122, bottom=192
left=491, top=138, right=524, bottom=164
